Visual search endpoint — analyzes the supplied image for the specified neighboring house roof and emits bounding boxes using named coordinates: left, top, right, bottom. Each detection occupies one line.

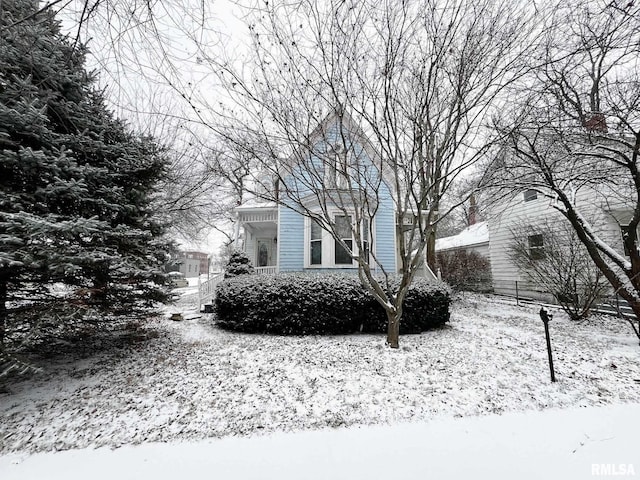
left=435, top=222, right=489, bottom=252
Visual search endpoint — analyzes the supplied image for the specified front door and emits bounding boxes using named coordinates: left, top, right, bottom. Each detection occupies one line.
left=257, top=238, right=273, bottom=267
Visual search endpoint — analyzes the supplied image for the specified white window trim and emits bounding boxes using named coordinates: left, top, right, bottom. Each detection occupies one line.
left=527, top=233, right=545, bottom=260
left=303, top=211, right=374, bottom=269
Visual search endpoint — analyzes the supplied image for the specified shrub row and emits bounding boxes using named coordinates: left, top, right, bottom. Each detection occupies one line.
left=214, top=273, right=451, bottom=335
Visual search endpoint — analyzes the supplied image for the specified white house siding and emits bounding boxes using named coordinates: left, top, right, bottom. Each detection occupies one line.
left=244, top=232, right=256, bottom=267
left=487, top=188, right=628, bottom=300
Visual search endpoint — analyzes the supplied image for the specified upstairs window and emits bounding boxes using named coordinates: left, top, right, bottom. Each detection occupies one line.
left=326, top=144, right=351, bottom=190
left=528, top=234, right=545, bottom=260
left=523, top=189, right=538, bottom=202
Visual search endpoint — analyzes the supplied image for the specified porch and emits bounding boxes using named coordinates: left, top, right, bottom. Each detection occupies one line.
left=236, top=202, right=279, bottom=272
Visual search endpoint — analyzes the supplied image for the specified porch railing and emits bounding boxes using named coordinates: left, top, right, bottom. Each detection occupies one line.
left=198, top=272, right=225, bottom=308
left=255, top=266, right=277, bottom=275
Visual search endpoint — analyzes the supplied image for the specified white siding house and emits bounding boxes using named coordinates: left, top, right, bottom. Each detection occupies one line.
left=179, top=258, right=202, bottom=278
left=433, top=184, right=633, bottom=302
left=487, top=188, right=630, bottom=300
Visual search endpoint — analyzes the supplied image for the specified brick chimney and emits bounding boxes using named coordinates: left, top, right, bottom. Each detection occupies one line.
left=468, top=194, right=478, bottom=226
left=583, top=113, right=608, bottom=133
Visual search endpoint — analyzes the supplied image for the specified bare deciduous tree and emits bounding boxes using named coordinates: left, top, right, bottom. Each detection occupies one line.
left=46, top=0, right=542, bottom=347
left=48, top=0, right=239, bottom=243
left=493, top=1, right=640, bottom=332
left=160, top=138, right=261, bottom=246
left=202, top=0, right=538, bottom=347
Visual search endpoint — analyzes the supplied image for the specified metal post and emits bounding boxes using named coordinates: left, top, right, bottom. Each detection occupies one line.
left=539, top=307, right=556, bottom=383
left=515, top=280, right=519, bottom=306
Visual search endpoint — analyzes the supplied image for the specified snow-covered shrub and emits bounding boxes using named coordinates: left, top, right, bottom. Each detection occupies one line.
left=436, top=250, right=492, bottom=292
left=214, top=273, right=450, bottom=335
left=223, top=251, right=255, bottom=279
left=400, top=280, right=452, bottom=333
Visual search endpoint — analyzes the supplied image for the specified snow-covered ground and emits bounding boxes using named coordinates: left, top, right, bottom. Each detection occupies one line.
left=1, top=292, right=639, bottom=476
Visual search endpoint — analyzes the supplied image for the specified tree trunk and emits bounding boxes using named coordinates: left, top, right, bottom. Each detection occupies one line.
left=426, top=228, right=437, bottom=271
left=0, top=277, right=7, bottom=352
left=386, top=310, right=400, bottom=349
left=92, top=262, right=110, bottom=307
left=628, top=299, right=640, bottom=345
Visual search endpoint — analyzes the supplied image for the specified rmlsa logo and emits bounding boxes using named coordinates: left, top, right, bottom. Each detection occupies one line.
left=592, top=464, right=636, bottom=476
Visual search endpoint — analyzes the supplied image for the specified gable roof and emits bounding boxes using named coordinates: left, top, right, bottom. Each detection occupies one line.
left=283, top=110, right=395, bottom=191
left=299, top=110, right=397, bottom=194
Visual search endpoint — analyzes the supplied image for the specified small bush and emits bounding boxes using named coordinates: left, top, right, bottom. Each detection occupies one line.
left=214, top=273, right=450, bottom=335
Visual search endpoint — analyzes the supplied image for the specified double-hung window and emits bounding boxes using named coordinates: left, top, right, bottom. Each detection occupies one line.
left=326, top=144, right=350, bottom=190
left=528, top=234, right=545, bottom=260
left=307, top=214, right=372, bottom=267
left=334, top=215, right=353, bottom=264
left=310, top=219, right=323, bottom=265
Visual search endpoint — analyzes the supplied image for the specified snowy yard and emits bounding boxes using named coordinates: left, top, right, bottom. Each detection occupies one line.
left=1, top=292, right=639, bottom=456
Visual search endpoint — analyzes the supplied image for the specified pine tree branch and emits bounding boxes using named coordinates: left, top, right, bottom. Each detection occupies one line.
left=5, top=0, right=71, bottom=28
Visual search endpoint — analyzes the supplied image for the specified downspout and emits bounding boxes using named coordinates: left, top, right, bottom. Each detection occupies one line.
left=276, top=204, right=281, bottom=273
left=233, top=210, right=241, bottom=248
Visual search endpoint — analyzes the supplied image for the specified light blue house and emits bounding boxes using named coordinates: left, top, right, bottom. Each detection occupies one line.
left=233, top=111, right=422, bottom=277
left=197, top=112, right=434, bottom=307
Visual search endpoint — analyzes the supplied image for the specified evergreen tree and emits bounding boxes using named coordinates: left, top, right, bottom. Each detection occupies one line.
left=0, top=0, right=170, bottom=353
left=224, top=251, right=255, bottom=279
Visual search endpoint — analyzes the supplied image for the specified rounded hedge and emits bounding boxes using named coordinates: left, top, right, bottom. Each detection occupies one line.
left=214, top=273, right=451, bottom=335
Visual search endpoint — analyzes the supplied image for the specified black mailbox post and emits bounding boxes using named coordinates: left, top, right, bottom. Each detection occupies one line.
left=539, top=307, right=556, bottom=383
